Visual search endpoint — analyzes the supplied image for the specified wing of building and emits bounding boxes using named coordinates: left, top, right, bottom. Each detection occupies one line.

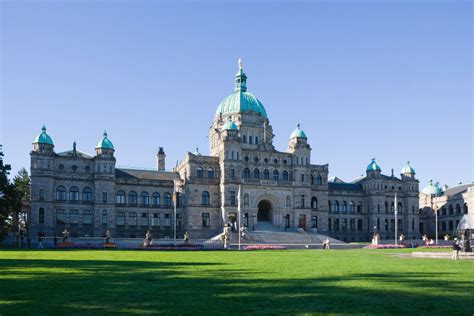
left=29, top=63, right=441, bottom=242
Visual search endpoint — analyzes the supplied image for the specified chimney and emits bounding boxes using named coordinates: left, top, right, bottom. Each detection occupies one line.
left=157, top=147, right=166, bottom=171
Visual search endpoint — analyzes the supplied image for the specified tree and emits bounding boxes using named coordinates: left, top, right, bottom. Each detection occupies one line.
left=12, top=168, right=31, bottom=234
left=0, top=145, right=13, bottom=241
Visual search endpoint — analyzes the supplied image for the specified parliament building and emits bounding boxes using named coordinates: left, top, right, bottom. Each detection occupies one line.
left=29, top=62, right=423, bottom=242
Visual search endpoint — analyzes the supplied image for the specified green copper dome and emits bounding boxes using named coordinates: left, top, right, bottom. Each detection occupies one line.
left=290, top=123, right=307, bottom=139
left=215, top=60, right=268, bottom=119
left=366, top=158, right=381, bottom=172
left=221, top=117, right=238, bottom=131
left=33, top=125, right=54, bottom=145
left=421, top=179, right=442, bottom=196
left=96, top=131, right=114, bottom=150
left=401, top=161, right=415, bottom=174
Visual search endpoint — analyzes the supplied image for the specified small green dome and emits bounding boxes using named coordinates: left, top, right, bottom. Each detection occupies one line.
left=33, top=125, right=54, bottom=145
left=421, top=179, right=442, bottom=196
left=290, top=123, right=307, bottom=139
left=215, top=60, right=268, bottom=119
left=401, top=161, right=415, bottom=174
left=96, top=130, right=114, bottom=150
left=366, top=158, right=381, bottom=172
left=221, top=117, right=238, bottom=131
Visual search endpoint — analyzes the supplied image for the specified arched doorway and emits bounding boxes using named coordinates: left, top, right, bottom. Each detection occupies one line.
left=258, top=200, right=272, bottom=221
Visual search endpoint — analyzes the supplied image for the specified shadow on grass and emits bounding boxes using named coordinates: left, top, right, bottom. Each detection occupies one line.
left=0, top=257, right=473, bottom=315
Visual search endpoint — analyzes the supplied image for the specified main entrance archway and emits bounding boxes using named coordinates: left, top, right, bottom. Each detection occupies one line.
left=257, top=200, right=272, bottom=222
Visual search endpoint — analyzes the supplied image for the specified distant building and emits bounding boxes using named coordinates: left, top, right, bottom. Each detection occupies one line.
left=29, top=62, right=423, bottom=242
left=419, top=180, right=473, bottom=238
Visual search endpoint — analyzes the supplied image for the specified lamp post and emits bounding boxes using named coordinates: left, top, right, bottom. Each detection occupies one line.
left=394, top=193, right=398, bottom=245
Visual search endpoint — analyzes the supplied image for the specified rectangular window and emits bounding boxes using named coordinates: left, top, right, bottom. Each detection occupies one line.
left=39, top=208, right=45, bottom=224
left=140, top=213, right=148, bottom=226
left=384, top=219, right=389, bottom=232
left=70, top=210, right=79, bottom=224
left=301, top=195, right=305, bottom=208
left=342, top=218, right=348, bottom=231
left=129, top=212, right=137, bottom=226
left=230, top=169, right=235, bottom=178
left=328, top=218, right=332, bottom=231
left=301, top=174, right=305, bottom=182
left=83, top=210, right=92, bottom=224
left=102, top=192, right=107, bottom=203
left=102, top=210, right=107, bottom=225
left=177, top=213, right=183, bottom=228
left=334, top=218, right=340, bottom=231
left=152, top=213, right=160, bottom=226
left=412, top=218, right=415, bottom=230
left=164, top=213, right=171, bottom=227
left=350, top=219, right=355, bottom=231
left=230, top=191, right=236, bottom=206
left=56, top=209, right=67, bottom=225
left=441, top=221, right=446, bottom=231
left=357, top=219, right=363, bottom=231
left=311, top=216, right=318, bottom=229
left=202, top=213, right=210, bottom=227
left=116, top=212, right=125, bottom=226
left=39, top=189, right=44, bottom=200
left=448, top=221, right=453, bottom=231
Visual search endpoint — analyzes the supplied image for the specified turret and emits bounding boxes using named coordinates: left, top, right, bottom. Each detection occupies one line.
left=157, top=147, right=166, bottom=171
left=401, top=161, right=416, bottom=180
left=366, top=158, right=381, bottom=178
left=95, top=130, right=114, bottom=158
left=32, top=125, right=54, bottom=154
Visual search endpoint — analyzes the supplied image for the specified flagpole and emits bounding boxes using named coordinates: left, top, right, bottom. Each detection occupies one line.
left=394, top=193, right=398, bottom=245
left=238, top=185, right=241, bottom=251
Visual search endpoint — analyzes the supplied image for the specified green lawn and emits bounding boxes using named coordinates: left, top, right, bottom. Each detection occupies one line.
left=0, top=249, right=473, bottom=315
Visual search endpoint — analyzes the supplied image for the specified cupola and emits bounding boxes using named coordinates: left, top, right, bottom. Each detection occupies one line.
left=421, top=179, right=442, bottom=196
left=32, top=125, right=54, bottom=153
left=290, top=123, right=307, bottom=139
left=95, top=130, right=114, bottom=157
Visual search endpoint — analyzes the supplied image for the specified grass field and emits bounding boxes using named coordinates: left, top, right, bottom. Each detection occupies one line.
left=0, top=248, right=473, bottom=315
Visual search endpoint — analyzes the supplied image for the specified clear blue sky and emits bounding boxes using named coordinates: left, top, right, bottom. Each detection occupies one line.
left=1, top=0, right=472, bottom=188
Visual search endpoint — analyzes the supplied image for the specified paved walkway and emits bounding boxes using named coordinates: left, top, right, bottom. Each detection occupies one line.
left=411, top=251, right=474, bottom=259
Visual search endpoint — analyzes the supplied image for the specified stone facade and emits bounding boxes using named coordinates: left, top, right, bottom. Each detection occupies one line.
left=419, top=183, right=473, bottom=239
left=29, top=63, right=425, bottom=241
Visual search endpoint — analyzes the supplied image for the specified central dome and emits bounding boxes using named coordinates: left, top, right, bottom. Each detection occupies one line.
left=216, top=90, right=267, bottom=118
left=215, top=60, right=268, bottom=119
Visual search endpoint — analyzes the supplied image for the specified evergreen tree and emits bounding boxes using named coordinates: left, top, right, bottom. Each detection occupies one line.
left=12, top=168, right=31, bottom=233
left=0, top=145, right=13, bottom=241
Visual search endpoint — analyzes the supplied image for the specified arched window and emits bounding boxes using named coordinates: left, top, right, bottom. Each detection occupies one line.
left=311, top=197, right=318, bottom=209
left=164, top=192, right=172, bottom=206
left=207, top=167, right=214, bottom=178
left=255, top=136, right=258, bottom=144
left=253, top=168, right=260, bottom=179
left=464, top=203, right=468, bottom=214
left=455, top=204, right=461, bottom=214
left=316, top=175, right=322, bottom=185
left=390, top=202, right=394, bottom=212
left=249, top=136, right=253, bottom=144
left=243, top=168, right=250, bottom=179
left=82, top=187, right=93, bottom=202
left=197, top=167, right=204, bottom=178
left=328, top=201, right=332, bottom=212
left=357, top=202, right=363, bottom=213
left=385, top=201, right=389, bottom=214
left=129, top=191, right=137, bottom=206
left=273, top=170, right=279, bottom=180
left=282, top=171, right=289, bottom=181
left=286, top=195, right=291, bottom=208
left=349, top=201, right=355, bottom=213
left=152, top=192, right=160, bottom=207
left=263, top=169, right=270, bottom=179
left=334, top=201, right=339, bottom=212
left=69, top=186, right=79, bottom=201
left=140, top=191, right=149, bottom=206
left=397, top=202, right=403, bottom=213
left=448, top=205, right=453, bottom=215
left=243, top=135, right=246, bottom=143
left=342, top=201, right=348, bottom=212
left=116, top=191, right=126, bottom=204
left=244, top=193, right=249, bottom=207
left=441, top=207, right=446, bottom=215
left=56, top=186, right=66, bottom=201
left=201, top=191, right=210, bottom=205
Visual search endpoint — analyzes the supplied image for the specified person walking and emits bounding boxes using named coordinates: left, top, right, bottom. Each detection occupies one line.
left=452, top=238, right=460, bottom=260
left=37, top=232, right=44, bottom=249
